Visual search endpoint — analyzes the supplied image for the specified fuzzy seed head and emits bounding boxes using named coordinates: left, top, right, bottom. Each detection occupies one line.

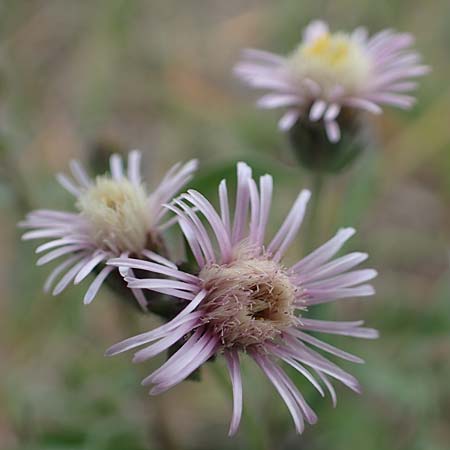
left=199, top=257, right=297, bottom=349
left=77, top=176, right=150, bottom=254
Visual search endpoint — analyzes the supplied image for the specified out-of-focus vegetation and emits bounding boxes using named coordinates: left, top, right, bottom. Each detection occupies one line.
left=1, top=1, right=449, bottom=449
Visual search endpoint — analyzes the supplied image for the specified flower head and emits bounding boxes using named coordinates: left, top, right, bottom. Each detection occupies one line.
left=234, top=20, right=430, bottom=142
left=106, top=162, right=378, bottom=435
left=20, top=151, right=197, bottom=306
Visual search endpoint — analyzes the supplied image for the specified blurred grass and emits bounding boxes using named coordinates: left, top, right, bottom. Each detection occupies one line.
left=1, top=1, right=450, bottom=449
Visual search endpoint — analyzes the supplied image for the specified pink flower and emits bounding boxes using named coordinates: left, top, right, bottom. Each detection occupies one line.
left=234, top=20, right=430, bottom=142
left=106, top=162, right=378, bottom=435
left=20, top=151, right=197, bottom=307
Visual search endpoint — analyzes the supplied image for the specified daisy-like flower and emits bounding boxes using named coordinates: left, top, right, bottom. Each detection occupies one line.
left=106, top=162, right=378, bottom=435
left=20, top=151, right=197, bottom=307
left=234, top=20, right=430, bottom=142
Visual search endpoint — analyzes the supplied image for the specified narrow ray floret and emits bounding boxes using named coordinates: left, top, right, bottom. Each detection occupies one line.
left=106, top=162, right=378, bottom=435
left=19, top=151, right=197, bottom=306
left=234, top=20, right=430, bottom=142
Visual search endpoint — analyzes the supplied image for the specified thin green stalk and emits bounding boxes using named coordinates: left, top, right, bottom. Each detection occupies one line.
left=304, top=172, right=325, bottom=254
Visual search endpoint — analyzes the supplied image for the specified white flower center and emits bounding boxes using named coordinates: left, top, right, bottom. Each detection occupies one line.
left=77, top=177, right=150, bottom=254
left=288, top=31, right=372, bottom=94
left=199, top=258, right=297, bottom=348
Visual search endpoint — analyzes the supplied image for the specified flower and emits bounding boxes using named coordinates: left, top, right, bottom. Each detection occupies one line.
left=234, top=20, right=430, bottom=142
left=106, top=162, right=378, bottom=435
left=20, top=151, right=198, bottom=307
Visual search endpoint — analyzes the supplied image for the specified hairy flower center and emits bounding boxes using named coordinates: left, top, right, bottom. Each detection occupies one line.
left=77, top=177, right=149, bottom=254
left=199, top=258, right=297, bottom=348
left=288, top=31, right=371, bottom=93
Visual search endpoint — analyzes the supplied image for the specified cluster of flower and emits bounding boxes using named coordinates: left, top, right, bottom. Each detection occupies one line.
left=20, top=20, right=427, bottom=436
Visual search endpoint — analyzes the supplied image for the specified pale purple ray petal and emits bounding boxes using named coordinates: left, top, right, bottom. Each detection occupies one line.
left=110, top=154, right=124, bottom=180
left=52, top=255, right=92, bottom=295
left=170, top=200, right=215, bottom=264
left=234, top=66, right=295, bottom=92
left=56, top=173, right=81, bottom=197
left=370, top=65, right=430, bottom=89
left=84, top=265, right=115, bottom=304
left=302, top=78, right=321, bottom=96
left=145, top=328, right=205, bottom=385
left=176, top=215, right=206, bottom=268
left=105, top=311, right=203, bottom=356
left=270, top=363, right=318, bottom=425
left=127, top=150, right=142, bottom=185
left=364, top=92, right=416, bottom=109
left=126, top=278, right=199, bottom=293
left=36, top=238, right=87, bottom=254
left=241, top=48, right=286, bottom=65
left=304, top=269, right=378, bottom=290
left=283, top=337, right=361, bottom=393
left=156, top=215, right=179, bottom=231
left=184, top=190, right=233, bottom=263
left=225, top=350, right=243, bottom=436
left=232, top=162, right=252, bottom=244
left=149, top=334, right=219, bottom=395
left=315, top=370, right=337, bottom=406
left=69, top=160, right=91, bottom=188
left=74, top=251, right=107, bottom=284
left=108, top=257, right=199, bottom=284
left=37, top=245, right=88, bottom=265
left=125, top=268, right=149, bottom=312
left=257, top=94, right=302, bottom=109
left=248, top=178, right=260, bottom=241
left=297, top=318, right=379, bottom=339
left=22, top=209, right=81, bottom=222
left=309, top=100, right=327, bottom=121
left=302, top=284, right=375, bottom=305
left=22, top=228, right=77, bottom=240
left=343, top=98, right=382, bottom=114
left=351, top=26, right=368, bottom=44
left=44, top=253, right=86, bottom=293
left=252, top=352, right=304, bottom=433
left=152, top=160, right=198, bottom=220
left=370, top=33, right=414, bottom=62
left=266, top=343, right=325, bottom=396
left=366, top=29, right=395, bottom=51
left=132, top=320, right=199, bottom=363
left=268, top=190, right=311, bottom=261
left=325, top=120, right=341, bottom=143
left=145, top=288, right=194, bottom=300
left=303, top=20, right=329, bottom=42
left=167, top=200, right=215, bottom=267
left=324, top=103, right=341, bottom=121
left=256, top=174, right=273, bottom=246
left=290, top=228, right=356, bottom=274
left=381, top=53, right=421, bottom=71
left=140, top=250, right=178, bottom=270
left=278, top=109, right=300, bottom=130
left=288, top=329, right=365, bottom=364
left=384, top=81, right=418, bottom=92
left=219, top=180, right=231, bottom=234
left=293, top=252, right=368, bottom=283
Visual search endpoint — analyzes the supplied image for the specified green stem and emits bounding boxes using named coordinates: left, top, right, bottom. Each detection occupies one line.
left=305, top=172, right=325, bottom=254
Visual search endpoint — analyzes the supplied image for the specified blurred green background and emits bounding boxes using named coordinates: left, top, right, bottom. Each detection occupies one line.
left=1, top=1, right=449, bottom=449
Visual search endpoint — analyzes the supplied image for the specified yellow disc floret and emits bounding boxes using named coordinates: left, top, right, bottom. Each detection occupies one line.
left=288, top=31, right=371, bottom=93
left=77, top=177, right=149, bottom=254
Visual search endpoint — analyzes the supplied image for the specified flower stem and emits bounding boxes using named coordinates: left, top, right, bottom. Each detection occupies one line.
left=305, top=172, right=325, bottom=254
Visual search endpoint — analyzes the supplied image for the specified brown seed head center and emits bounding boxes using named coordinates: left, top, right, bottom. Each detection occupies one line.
left=199, top=257, right=297, bottom=348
